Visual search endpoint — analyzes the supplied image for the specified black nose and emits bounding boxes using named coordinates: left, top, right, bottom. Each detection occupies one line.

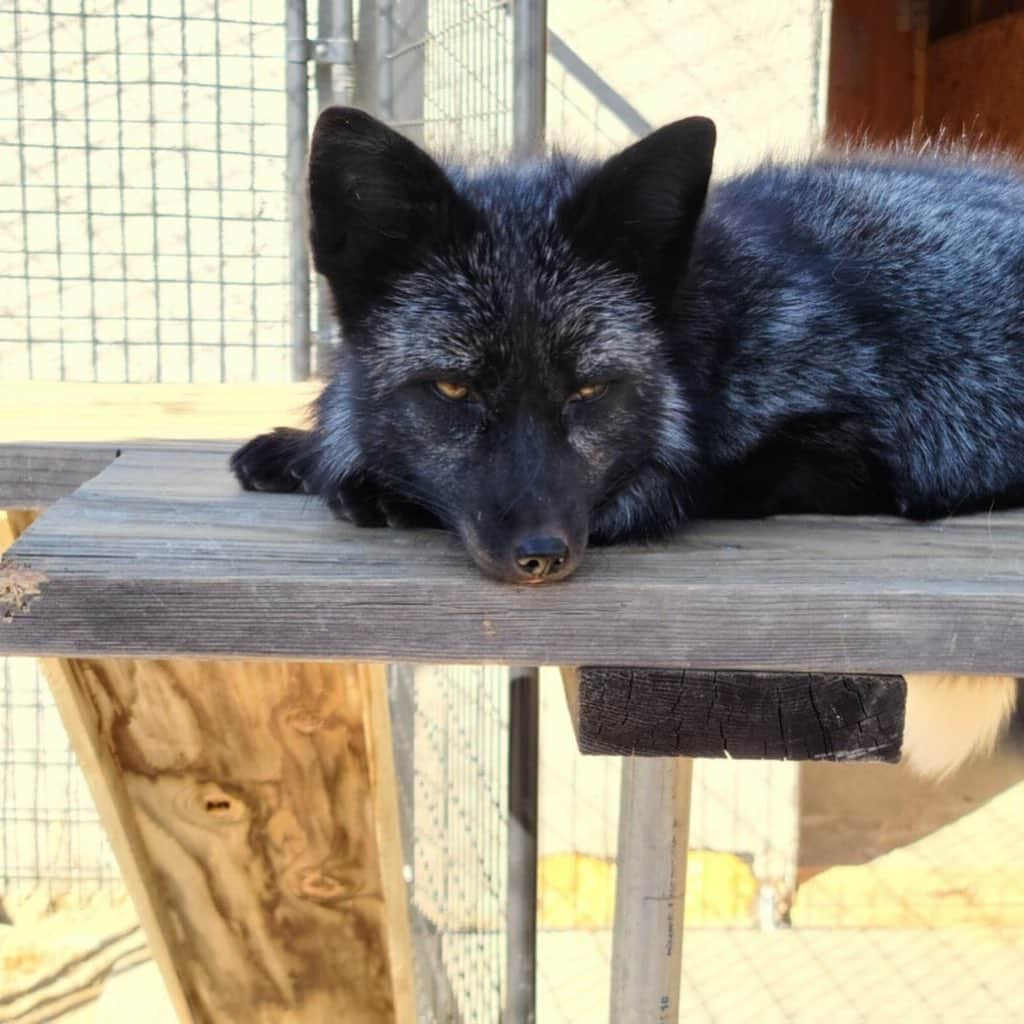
left=514, top=535, right=570, bottom=579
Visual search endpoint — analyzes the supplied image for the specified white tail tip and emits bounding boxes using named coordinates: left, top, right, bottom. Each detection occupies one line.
left=902, top=674, right=1018, bottom=778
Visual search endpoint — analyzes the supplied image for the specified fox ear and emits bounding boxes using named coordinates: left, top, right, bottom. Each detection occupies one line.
left=561, top=116, right=716, bottom=307
left=308, top=107, right=476, bottom=319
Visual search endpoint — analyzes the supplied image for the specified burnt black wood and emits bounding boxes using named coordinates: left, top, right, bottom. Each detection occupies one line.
left=572, top=668, right=906, bottom=762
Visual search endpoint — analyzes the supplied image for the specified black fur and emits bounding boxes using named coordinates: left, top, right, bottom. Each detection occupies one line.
left=232, top=107, right=1024, bottom=584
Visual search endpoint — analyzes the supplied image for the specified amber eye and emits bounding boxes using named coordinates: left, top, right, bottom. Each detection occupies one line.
left=433, top=380, right=471, bottom=401
left=570, top=382, right=609, bottom=403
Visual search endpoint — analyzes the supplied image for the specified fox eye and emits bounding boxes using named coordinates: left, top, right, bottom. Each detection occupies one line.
left=569, top=382, right=609, bottom=403
left=432, top=380, right=471, bottom=401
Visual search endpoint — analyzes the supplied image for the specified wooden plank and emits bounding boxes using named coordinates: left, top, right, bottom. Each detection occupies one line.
left=39, top=659, right=196, bottom=1024
left=9, top=446, right=1024, bottom=672
left=2, top=510, right=193, bottom=1021
left=609, top=758, right=692, bottom=1024
left=926, top=11, right=1024, bottom=153
left=0, top=382, right=319, bottom=443
left=827, top=0, right=919, bottom=145
left=39, top=656, right=410, bottom=1024
left=0, top=444, right=123, bottom=511
left=0, top=382, right=317, bottom=509
left=563, top=668, right=905, bottom=762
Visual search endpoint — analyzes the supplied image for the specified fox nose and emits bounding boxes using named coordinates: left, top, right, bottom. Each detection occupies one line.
left=514, top=535, right=570, bottom=580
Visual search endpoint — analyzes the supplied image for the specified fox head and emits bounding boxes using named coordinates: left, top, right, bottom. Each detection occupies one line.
left=306, top=107, right=716, bottom=583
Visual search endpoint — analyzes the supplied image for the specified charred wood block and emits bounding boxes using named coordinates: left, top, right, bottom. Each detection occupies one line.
left=564, top=668, right=905, bottom=762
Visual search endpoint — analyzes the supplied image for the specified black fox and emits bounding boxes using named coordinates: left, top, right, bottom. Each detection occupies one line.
left=232, top=108, right=1024, bottom=774
left=234, top=107, right=1024, bottom=582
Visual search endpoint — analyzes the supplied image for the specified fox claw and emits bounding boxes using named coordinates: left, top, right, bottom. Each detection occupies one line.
left=231, top=428, right=315, bottom=494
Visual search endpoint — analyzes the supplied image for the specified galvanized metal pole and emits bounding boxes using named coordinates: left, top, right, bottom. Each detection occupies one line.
left=508, top=9, right=546, bottom=1022
left=312, top=0, right=355, bottom=371
left=512, top=0, right=547, bottom=160
left=285, top=0, right=311, bottom=380
left=609, top=759, right=693, bottom=1024
left=507, top=665, right=539, bottom=1024
left=376, top=1, right=394, bottom=123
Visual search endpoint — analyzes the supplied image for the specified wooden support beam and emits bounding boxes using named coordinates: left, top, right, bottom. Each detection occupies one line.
left=37, top=656, right=414, bottom=1024
left=562, top=668, right=906, bottom=763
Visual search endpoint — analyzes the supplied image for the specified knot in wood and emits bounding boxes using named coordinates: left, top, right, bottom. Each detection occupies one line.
left=297, top=867, right=353, bottom=904
left=0, top=560, right=47, bottom=622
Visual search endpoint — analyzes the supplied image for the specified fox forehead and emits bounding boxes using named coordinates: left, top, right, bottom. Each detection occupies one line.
left=362, top=229, right=662, bottom=394
left=365, top=256, right=661, bottom=391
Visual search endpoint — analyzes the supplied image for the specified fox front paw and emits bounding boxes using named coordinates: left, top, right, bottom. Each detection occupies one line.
left=230, top=427, right=315, bottom=494
left=329, top=475, right=445, bottom=530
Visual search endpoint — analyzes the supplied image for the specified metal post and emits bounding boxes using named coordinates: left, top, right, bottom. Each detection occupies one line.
left=312, top=0, right=355, bottom=371
left=512, top=0, right=547, bottom=160
left=285, top=0, right=311, bottom=381
left=507, top=666, right=539, bottom=1024
left=610, top=758, right=693, bottom=1024
left=376, top=1, right=394, bottom=123
left=507, top=7, right=546, bottom=1020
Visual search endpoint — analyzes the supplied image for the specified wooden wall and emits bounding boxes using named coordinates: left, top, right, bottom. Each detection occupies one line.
left=828, top=0, right=1024, bottom=152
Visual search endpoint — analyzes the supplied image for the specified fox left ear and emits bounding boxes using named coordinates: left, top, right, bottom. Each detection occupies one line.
left=308, top=107, right=477, bottom=322
left=561, top=116, right=716, bottom=308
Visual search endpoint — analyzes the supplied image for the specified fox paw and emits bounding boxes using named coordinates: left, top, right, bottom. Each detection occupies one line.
left=230, top=428, right=315, bottom=493
left=330, top=477, right=444, bottom=530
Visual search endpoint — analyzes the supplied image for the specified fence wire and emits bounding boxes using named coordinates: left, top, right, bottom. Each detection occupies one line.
left=0, top=0, right=293, bottom=384
left=0, top=658, right=119, bottom=900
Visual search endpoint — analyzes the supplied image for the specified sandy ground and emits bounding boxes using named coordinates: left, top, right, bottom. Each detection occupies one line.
left=7, top=914, right=1024, bottom=1023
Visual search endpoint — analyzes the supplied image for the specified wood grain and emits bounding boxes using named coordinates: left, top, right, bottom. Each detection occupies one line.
left=827, top=0, right=920, bottom=145
left=8, top=446, right=1024, bottom=672
left=926, top=11, right=1024, bottom=153
left=564, top=668, right=905, bottom=762
left=41, top=657, right=409, bottom=1024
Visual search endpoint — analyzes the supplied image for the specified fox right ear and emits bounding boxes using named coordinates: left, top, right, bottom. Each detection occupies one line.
left=561, top=116, right=716, bottom=310
left=308, top=108, right=475, bottom=319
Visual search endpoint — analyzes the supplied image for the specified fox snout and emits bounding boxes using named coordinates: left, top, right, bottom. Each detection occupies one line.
left=513, top=534, right=572, bottom=582
left=461, top=524, right=585, bottom=584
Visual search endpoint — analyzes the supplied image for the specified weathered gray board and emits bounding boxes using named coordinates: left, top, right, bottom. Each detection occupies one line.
left=4, top=446, right=1024, bottom=671
left=0, top=442, right=123, bottom=509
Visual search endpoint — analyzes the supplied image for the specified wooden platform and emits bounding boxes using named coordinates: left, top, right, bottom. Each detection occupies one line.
left=5, top=444, right=1024, bottom=673
left=0, top=382, right=319, bottom=509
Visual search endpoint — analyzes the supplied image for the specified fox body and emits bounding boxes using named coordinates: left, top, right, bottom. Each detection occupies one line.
left=232, top=108, right=1024, bottom=774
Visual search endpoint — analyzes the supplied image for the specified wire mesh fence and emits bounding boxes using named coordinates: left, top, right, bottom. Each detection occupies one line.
left=0, top=657, right=120, bottom=902
left=389, top=665, right=509, bottom=1023
left=1, top=0, right=294, bottom=384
